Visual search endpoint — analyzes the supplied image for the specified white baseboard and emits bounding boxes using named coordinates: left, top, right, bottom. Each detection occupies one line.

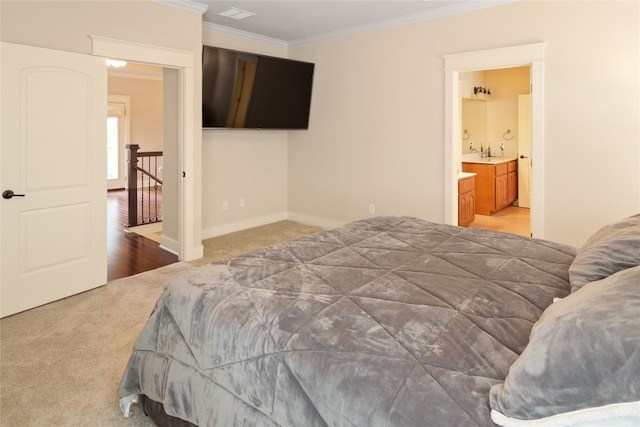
left=201, top=212, right=348, bottom=241
left=201, top=212, right=289, bottom=240
left=159, top=234, right=179, bottom=256
left=286, top=212, right=345, bottom=230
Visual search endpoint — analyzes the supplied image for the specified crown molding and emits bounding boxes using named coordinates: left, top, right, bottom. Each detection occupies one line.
left=155, top=0, right=208, bottom=15
left=289, top=0, right=517, bottom=46
left=201, top=0, right=517, bottom=47
left=201, top=22, right=289, bottom=47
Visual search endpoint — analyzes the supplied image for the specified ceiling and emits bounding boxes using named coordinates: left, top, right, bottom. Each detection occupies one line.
left=191, top=1, right=514, bottom=45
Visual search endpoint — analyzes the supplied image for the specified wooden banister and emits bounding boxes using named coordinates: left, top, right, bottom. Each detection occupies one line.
left=125, top=144, right=163, bottom=227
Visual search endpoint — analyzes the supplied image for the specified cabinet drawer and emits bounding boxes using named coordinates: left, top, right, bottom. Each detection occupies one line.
left=495, top=163, right=508, bottom=176
left=458, top=177, right=475, bottom=194
left=508, top=160, right=517, bottom=172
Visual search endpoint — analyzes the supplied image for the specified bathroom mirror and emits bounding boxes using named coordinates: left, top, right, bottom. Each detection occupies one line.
left=461, top=98, right=486, bottom=154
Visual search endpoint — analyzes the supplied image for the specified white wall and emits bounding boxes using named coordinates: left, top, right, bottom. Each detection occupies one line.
left=108, top=73, right=163, bottom=153
left=285, top=0, right=639, bottom=247
left=200, top=31, right=291, bottom=238
left=4, top=1, right=637, bottom=249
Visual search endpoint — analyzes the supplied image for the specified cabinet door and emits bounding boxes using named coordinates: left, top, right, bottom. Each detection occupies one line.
left=459, top=194, right=468, bottom=226
left=458, top=191, right=475, bottom=227
left=508, top=171, right=518, bottom=204
left=466, top=191, right=476, bottom=225
left=495, top=174, right=508, bottom=210
left=462, top=163, right=494, bottom=216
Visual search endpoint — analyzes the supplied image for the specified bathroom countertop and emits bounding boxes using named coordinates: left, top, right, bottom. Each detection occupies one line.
left=457, top=172, right=477, bottom=179
left=461, top=153, right=517, bottom=165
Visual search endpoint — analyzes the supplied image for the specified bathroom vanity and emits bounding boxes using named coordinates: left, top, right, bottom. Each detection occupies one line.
left=458, top=172, right=476, bottom=227
left=462, top=158, right=517, bottom=216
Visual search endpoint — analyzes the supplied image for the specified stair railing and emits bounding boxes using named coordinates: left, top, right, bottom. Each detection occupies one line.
left=125, top=144, right=163, bottom=227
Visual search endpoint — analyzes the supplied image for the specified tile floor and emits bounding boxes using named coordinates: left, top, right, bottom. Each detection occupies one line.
left=468, top=206, right=531, bottom=236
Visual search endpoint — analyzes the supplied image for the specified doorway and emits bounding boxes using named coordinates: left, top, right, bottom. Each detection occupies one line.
left=106, top=65, right=175, bottom=281
left=444, top=43, right=546, bottom=239
left=459, top=66, right=531, bottom=236
left=91, top=35, right=204, bottom=262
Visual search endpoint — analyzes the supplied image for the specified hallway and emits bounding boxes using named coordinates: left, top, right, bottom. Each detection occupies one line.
left=107, top=190, right=177, bottom=281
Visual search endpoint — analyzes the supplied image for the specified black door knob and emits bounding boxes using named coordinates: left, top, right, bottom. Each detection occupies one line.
left=520, top=155, right=529, bottom=159
left=2, top=190, right=26, bottom=199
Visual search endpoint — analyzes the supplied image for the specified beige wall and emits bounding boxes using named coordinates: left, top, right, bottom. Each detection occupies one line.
left=108, top=74, right=163, bottom=152
left=200, top=31, right=290, bottom=238
left=460, top=67, right=529, bottom=158
left=486, top=67, right=530, bottom=156
left=1, top=0, right=203, bottom=258
left=3, top=1, right=638, bottom=249
left=286, top=0, right=639, bottom=246
left=0, top=0, right=200, bottom=54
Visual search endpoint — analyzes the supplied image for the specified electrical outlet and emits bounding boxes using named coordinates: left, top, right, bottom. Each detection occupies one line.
left=222, top=200, right=229, bottom=211
left=240, top=198, right=245, bottom=207
left=368, top=203, right=375, bottom=216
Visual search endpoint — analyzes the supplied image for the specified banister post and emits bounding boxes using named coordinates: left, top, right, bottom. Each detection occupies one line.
left=125, top=144, right=139, bottom=227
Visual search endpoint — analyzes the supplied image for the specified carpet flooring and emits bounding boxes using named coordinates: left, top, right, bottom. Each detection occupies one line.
left=0, top=220, right=322, bottom=427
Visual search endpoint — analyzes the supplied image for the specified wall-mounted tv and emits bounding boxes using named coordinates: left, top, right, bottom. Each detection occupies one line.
left=202, top=45, right=315, bottom=129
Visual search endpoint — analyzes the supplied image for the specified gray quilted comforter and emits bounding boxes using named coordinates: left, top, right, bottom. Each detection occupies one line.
left=118, top=216, right=577, bottom=426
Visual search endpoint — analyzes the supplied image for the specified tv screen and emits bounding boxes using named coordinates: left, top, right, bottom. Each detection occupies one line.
left=202, top=46, right=314, bottom=129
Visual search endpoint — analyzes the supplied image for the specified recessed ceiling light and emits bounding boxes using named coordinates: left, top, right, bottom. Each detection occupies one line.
left=218, top=7, right=256, bottom=20
left=106, top=59, right=127, bottom=68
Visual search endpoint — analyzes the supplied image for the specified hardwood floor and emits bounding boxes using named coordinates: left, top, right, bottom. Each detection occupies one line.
left=107, top=189, right=178, bottom=281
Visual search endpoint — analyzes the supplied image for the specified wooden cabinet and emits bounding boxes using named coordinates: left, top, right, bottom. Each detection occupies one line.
left=458, top=175, right=476, bottom=227
left=462, top=160, right=517, bottom=216
left=507, top=160, right=518, bottom=205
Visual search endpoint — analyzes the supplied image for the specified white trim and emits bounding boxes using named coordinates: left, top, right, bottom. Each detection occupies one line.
left=160, top=234, right=179, bottom=256
left=201, top=1, right=517, bottom=47
left=90, top=35, right=195, bottom=69
left=202, top=22, right=289, bottom=47
left=154, top=0, right=208, bottom=15
left=289, top=1, right=517, bottom=46
left=92, top=36, right=203, bottom=261
left=108, top=68, right=163, bottom=81
left=444, top=43, right=545, bottom=71
left=443, top=43, right=546, bottom=238
left=202, top=212, right=289, bottom=240
left=287, top=212, right=345, bottom=231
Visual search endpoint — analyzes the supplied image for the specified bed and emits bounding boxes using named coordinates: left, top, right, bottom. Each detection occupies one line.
left=118, top=215, right=640, bottom=426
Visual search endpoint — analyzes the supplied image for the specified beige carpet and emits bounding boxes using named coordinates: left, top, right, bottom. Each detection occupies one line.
left=191, top=220, right=323, bottom=267
left=0, top=220, right=322, bottom=427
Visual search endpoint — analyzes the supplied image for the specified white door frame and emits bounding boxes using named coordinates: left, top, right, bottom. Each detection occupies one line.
left=91, top=35, right=203, bottom=261
left=443, top=43, right=546, bottom=238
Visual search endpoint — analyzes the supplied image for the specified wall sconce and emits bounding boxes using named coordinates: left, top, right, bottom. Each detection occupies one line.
left=472, top=86, right=492, bottom=101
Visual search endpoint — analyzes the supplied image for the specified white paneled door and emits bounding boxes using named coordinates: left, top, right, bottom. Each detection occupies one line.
left=1, top=42, right=107, bottom=317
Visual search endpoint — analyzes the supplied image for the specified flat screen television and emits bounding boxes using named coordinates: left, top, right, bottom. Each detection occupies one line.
left=202, top=45, right=315, bottom=129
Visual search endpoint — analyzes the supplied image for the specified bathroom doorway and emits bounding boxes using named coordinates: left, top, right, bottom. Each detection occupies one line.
left=460, top=66, right=531, bottom=236
left=443, top=43, right=546, bottom=239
